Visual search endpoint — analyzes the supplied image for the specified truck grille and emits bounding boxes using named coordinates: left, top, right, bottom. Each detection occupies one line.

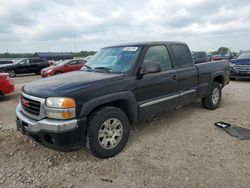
left=21, top=95, right=41, bottom=116
left=233, top=64, right=250, bottom=72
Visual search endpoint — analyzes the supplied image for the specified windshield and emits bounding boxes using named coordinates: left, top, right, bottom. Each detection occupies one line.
left=238, top=51, right=250, bottom=60
left=14, top=59, right=25, bottom=64
left=81, top=46, right=141, bottom=73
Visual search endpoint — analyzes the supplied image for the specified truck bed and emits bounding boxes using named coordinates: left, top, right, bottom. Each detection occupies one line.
left=196, top=60, right=230, bottom=97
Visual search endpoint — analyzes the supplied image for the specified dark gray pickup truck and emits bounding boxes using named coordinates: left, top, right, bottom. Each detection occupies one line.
left=16, top=41, right=230, bottom=158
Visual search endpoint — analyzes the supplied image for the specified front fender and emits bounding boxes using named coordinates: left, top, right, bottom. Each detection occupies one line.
left=80, top=91, right=138, bottom=123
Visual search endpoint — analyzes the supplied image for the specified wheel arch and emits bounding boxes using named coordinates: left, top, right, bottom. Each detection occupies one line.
left=209, top=72, right=225, bottom=88
left=80, top=92, right=138, bottom=124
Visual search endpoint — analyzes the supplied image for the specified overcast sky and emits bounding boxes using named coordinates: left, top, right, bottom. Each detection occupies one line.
left=0, top=0, right=249, bottom=53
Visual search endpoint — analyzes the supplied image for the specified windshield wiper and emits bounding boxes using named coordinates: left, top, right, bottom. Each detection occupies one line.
left=93, top=67, right=112, bottom=73
left=83, top=64, right=92, bottom=69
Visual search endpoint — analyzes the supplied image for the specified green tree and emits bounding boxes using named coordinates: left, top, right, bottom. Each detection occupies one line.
left=217, top=47, right=229, bottom=54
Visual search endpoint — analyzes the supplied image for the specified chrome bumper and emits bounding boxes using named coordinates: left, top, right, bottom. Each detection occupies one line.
left=16, top=103, right=78, bottom=132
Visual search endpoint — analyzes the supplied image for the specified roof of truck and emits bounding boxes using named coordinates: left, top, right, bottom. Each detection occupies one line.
left=105, top=41, right=187, bottom=48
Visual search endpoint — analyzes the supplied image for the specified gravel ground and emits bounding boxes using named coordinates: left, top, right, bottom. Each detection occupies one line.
left=0, top=75, right=250, bottom=188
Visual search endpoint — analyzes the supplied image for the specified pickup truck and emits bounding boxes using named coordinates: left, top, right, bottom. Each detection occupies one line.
left=230, top=50, right=250, bottom=79
left=0, top=58, right=49, bottom=77
left=16, top=41, right=230, bottom=158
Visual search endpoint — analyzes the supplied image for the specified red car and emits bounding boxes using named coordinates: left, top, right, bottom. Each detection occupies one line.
left=41, top=59, right=86, bottom=77
left=0, top=73, right=15, bottom=97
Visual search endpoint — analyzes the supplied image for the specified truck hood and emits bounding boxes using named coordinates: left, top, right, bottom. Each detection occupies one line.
left=23, top=71, right=124, bottom=98
left=231, top=58, right=250, bottom=65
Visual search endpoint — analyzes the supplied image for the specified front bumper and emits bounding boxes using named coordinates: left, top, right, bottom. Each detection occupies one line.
left=230, top=66, right=250, bottom=78
left=16, top=104, right=87, bottom=151
left=41, top=71, right=52, bottom=77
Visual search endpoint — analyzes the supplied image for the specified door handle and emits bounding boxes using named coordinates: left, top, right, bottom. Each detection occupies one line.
left=172, top=75, right=177, bottom=80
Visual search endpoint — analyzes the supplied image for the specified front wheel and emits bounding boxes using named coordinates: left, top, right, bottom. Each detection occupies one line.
left=35, top=70, right=41, bottom=75
left=55, top=71, right=62, bottom=75
left=87, top=106, right=130, bottom=158
left=202, top=82, right=222, bottom=110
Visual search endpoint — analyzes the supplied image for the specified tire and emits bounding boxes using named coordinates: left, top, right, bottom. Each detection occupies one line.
left=55, top=71, right=62, bottom=75
left=35, top=70, right=41, bottom=75
left=8, top=70, right=16, bottom=78
left=87, top=106, right=130, bottom=158
left=0, top=91, right=4, bottom=98
left=201, top=82, right=222, bottom=110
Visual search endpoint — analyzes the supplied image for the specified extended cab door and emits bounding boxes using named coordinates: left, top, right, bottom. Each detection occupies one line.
left=135, top=45, right=179, bottom=119
left=169, top=44, right=198, bottom=106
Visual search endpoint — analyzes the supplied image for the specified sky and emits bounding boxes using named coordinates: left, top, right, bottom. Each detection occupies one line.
left=0, top=0, right=249, bottom=53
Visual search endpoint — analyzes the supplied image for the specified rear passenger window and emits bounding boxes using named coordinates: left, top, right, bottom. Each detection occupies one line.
left=143, top=45, right=172, bottom=71
left=171, top=44, right=193, bottom=68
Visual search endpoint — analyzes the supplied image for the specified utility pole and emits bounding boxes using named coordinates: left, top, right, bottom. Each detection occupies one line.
left=74, top=33, right=77, bottom=52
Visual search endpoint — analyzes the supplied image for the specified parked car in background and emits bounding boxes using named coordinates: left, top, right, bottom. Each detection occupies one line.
left=0, top=73, right=15, bottom=97
left=16, top=41, right=230, bottom=158
left=212, top=55, right=224, bottom=61
left=41, top=59, right=86, bottom=77
left=192, top=51, right=209, bottom=64
left=230, top=50, right=250, bottom=79
left=0, top=58, right=49, bottom=77
left=207, top=53, right=213, bottom=61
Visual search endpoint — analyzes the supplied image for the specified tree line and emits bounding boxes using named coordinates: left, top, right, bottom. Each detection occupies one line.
left=0, top=51, right=96, bottom=58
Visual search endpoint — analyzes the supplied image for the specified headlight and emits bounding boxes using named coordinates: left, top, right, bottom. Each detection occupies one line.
left=230, top=62, right=235, bottom=69
left=46, top=97, right=76, bottom=108
left=45, top=97, right=76, bottom=119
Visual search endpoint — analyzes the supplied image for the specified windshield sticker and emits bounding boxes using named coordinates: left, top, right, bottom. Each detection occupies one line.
left=122, top=47, right=138, bottom=52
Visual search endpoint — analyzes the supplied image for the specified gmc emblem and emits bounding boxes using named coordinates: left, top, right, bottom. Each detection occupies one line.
left=21, top=98, right=30, bottom=107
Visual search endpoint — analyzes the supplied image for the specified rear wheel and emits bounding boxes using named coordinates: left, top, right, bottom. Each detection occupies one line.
left=0, top=91, right=4, bottom=98
left=87, top=106, right=130, bottom=158
left=35, top=70, right=41, bottom=75
left=8, top=70, right=16, bottom=78
left=202, top=82, right=221, bottom=110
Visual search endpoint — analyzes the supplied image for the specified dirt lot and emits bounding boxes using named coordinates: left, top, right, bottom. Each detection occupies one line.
left=0, top=75, right=250, bottom=188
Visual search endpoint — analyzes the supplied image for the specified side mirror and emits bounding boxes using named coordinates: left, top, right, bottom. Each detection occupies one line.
left=141, top=62, right=161, bottom=74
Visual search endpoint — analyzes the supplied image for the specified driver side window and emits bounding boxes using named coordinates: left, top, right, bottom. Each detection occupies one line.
left=143, top=45, right=172, bottom=71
